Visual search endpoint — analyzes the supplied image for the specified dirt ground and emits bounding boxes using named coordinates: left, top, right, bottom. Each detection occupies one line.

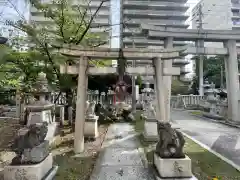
left=0, top=118, right=22, bottom=163
left=51, top=124, right=108, bottom=180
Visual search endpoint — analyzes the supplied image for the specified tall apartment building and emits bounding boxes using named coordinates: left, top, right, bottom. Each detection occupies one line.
left=122, top=0, right=191, bottom=83
left=191, top=0, right=240, bottom=75
left=192, top=0, right=240, bottom=30
left=30, top=0, right=111, bottom=47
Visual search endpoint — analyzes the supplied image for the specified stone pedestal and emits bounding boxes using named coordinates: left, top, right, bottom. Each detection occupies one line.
left=84, top=115, right=99, bottom=138
left=55, top=105, right=65, bottom=125
left=4, top=154, right=58, bottom=180
left=45, top=122, right=58, bottom=144
left=27, top=109, right=52, bottom=126
left=26, top=100, right=55, bottom=126
left=22, top=141, right=49, bottom=163
left=143, top=119, right=158, bottom=142
left=154, top=153, right=193, bottom=178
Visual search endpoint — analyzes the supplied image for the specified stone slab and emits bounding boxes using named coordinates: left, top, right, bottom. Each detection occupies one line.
left=23, top=141, right=49, bottom=163
left=84, top=116, right=99, bottom=138
left=143, top=121, right=158, bottom=142
left=45, top=122, right=58, bottom=144
left=154, top=153, right=192, bottom=178
left=105, top=123, right=136, bottom=139
left=98, top=148, right=143, bottom=166
left=4, top=153, right=53, bottom=180
left=102, top=133, right=140, bottom=149
left=90, top=166, right=155, bottom=180
left=27, top=110, right=52, bottom=126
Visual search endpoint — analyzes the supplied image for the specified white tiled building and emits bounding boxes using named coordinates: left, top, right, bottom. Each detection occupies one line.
left=191, top=0, right=240, bottom=75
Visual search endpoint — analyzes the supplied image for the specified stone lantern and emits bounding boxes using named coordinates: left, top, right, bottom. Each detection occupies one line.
left=25, top=72, right=57, bottom=142
left=204, top=82, right=217, bottom=102
left=141, top=82, right=154, bottom=102
left=114, top=80, right=131, bottom=111
left=141, top=82, right=158, bottom=142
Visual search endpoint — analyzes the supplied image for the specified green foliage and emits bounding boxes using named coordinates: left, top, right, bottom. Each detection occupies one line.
left=135, top=75, right=142, bottom=88
left=191, top=55, right=230, bottom=93
left=171, top=79, right=189, bottom=95
left=4, top=0, right=110, bottom=92
left=0, top=50, right=44, bottom=91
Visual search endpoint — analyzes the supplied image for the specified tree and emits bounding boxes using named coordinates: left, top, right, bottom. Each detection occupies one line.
left=171, top=79, right=189, bottom=95
left=135, top=75, right=142, bottom=88
left=191, top=55, right=228, bottom=94
left=5, top=0, right=112, bottom=97
left=0, top=50, right=43, bottom=91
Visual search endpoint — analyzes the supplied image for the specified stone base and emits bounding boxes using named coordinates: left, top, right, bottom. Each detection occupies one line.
left=22, top=141, right=49, bottom=164
left=27, top=110, right=52, bottom=126
left=154, top=153, right=192, bottom=178
left=4, top=154, right=55, bottom=180
left=143, top=120, right=158, bottom=142
left=84, top=115, right=99, bottom=138
left=45, top=122, right=59, bottom=144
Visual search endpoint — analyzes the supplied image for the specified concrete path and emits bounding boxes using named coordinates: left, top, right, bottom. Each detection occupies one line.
left=90, top=123, right=154, bottom=180
left=171, top=110, right=240, bottom=167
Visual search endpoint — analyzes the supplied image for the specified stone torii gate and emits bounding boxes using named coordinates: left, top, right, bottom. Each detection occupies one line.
left=58, top=45, right=183, bottom=153
left=140, top=24, right=240, bottom=122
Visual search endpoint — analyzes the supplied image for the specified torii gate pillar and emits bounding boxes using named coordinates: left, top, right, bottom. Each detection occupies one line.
left=74, top=57, right=88, bottom=153
left=163, top=37, right=173, bottom=121
left=154, top=58, right=166, bottom=121
left=224, top=40, right=239, bottom=122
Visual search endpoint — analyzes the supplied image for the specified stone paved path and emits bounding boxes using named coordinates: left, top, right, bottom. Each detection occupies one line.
left=171, top=110, right=240, bottom=167
left=90, top=123, right=154, bottom=180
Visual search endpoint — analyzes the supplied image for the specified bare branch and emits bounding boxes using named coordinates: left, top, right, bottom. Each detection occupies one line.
left=59, top=0, right=66, bottom=42
left=73, top=5, right=89, bottom=38
left=6, top=0, right=26, bottom=21
left=76, top=0, right=108, bottom=45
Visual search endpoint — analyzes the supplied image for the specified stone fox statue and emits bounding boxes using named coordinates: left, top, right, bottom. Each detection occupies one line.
left=155, top=121, right=185, bottom=158
left=11, top=122, right=48, bottom=164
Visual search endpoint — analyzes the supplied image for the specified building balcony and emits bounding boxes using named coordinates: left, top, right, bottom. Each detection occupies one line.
left=30, top=15, right=110, bottom=27
left=123, top=10, right=189, bottom=20
left=122, top=28, right=142, bottom=37
left=232, top=3, right=240, bottom=10
left=232, top=12, right=240, bottom=18
left=173, top=59, right=190, bottom=65
left=33, top=0, right=110, bottom=8
left=123, top=1, right=189, bottom=11
left=30, top=7, right=110, bottom=18
left=180, top=67, right=191, bottom=74
left=124, top=18, right=189, bottom=28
